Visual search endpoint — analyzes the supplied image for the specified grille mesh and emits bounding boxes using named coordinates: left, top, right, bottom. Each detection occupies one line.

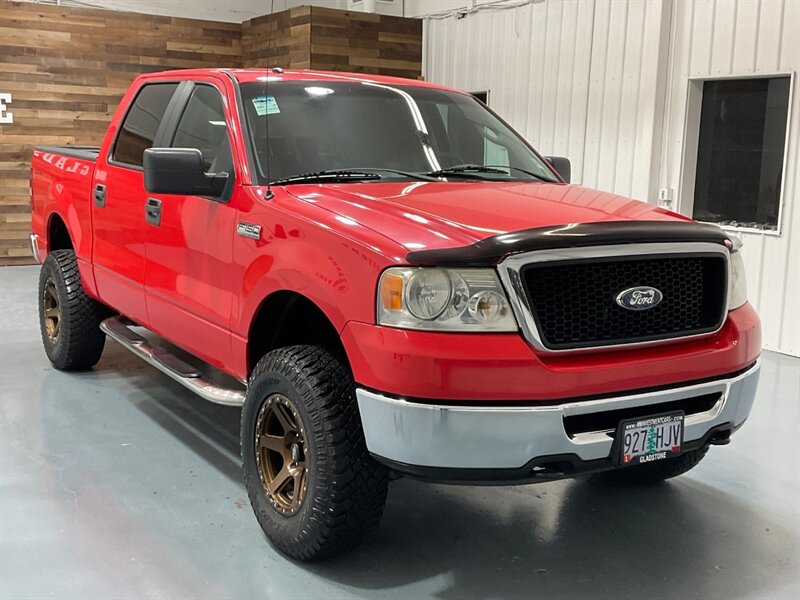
left=521, top=255, right=727, bottom=349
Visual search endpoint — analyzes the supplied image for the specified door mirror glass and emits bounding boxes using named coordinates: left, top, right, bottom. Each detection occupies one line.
left=544, top=155, right=571, bottom=183
left=143, top=148, right=228, bottom=197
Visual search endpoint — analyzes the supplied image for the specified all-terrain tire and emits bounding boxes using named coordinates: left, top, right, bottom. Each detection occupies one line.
left=38, top=249, right=108, bottom=370
left=241, top=345, right=389, bottom=561
left=593, top=447, right=709, bottom=485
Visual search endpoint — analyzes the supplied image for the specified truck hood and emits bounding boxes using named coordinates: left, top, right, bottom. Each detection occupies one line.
left=286, top=181, right=688, bottom=255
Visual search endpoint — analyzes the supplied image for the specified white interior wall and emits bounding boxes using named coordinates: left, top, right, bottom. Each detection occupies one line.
left=424, top=0, right=668, bottom=200
left=424, top=1, right=590, bottom=167
left=405, top=0, right=512, bottom=18
left=424, top=0, right=799, bottom=355
left=657, top=0, right=800, bottom=356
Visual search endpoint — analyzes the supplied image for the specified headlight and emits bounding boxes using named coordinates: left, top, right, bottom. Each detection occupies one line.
left=405, top=269, right=452, bottom=319
left=728, top=237, right=747, bottom=310
left=378, top=267, right=518, bottom=331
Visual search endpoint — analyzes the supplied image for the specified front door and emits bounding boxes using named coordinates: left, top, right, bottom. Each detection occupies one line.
left=143, top=80, right=238, bottom=370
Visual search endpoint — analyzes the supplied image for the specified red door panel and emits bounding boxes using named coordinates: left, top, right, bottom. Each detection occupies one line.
left=144, top=195, right=236, bottom=370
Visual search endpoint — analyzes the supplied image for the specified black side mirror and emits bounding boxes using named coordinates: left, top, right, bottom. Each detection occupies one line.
left=544, top=156, right=571, bottom=183
left=143, top=148, right=228, bottom=198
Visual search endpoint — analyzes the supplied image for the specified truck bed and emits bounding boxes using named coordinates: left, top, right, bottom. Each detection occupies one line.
left=34, top=145, right=100, bottom=161
left=30, top=145, right=101, bottom=269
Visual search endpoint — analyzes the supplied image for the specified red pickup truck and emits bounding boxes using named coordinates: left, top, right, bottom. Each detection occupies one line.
left=30, top=68, right=761, bottom=560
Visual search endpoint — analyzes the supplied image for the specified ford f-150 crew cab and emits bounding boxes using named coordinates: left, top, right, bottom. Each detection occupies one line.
left=29, top=68, right=761, bottom=560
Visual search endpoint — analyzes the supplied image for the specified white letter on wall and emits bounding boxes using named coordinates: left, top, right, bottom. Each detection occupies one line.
left=0, top=93, right=13, bottom=124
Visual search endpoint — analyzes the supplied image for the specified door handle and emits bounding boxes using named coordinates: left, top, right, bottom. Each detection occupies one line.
left=93, top=184, right=106, bottom=208
left=145, top=197, right=162, bottom=226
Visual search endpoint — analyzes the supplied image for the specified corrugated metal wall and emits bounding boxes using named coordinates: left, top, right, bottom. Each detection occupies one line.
left=424, top=0, right=669, bottom=200
left=424, top=0, right=799, bottom=355
left=657, top=0, right=799, bottom=356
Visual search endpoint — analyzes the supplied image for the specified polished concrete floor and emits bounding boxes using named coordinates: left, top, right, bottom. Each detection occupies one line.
left=1, top=265, right=798, bottom=600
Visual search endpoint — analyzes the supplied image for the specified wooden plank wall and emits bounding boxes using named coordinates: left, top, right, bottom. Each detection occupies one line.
left=0, top=0, right=241, bottom=265
left=0, top=1, right=421, bottom=265
left=240, top=6, right=423, bottom=79
left=241, top=7, right=312, bottom=69
left=309, top=7, right=422, bottom=79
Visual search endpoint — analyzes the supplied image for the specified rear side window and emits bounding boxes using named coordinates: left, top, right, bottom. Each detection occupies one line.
left=113, top=83, right=178, bottom=167
left=171, top=85, right=233, bottom=174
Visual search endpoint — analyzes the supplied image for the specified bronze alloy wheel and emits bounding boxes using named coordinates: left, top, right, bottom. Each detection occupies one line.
left=42, top=277, right=61, bottom=341
left=242, top=346, right=389, bottom=560
left=255, top=393, right=309, bottom=516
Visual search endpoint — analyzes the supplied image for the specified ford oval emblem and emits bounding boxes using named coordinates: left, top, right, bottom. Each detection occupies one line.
left=615, top=286, right=663, bottom=311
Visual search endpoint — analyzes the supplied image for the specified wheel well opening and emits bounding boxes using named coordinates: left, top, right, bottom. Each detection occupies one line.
left=248, top=292, right=348, bottom=375
left=48, top=214, right=73, bottom=252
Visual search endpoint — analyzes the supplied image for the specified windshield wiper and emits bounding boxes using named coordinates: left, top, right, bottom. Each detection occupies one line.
left=349, top=168, right=438, bottom=182
left=425, top=164, right=557, bottom=182
left=272, top=168, right=437, bottom=185
left=271, top=170, right=383, bottom=185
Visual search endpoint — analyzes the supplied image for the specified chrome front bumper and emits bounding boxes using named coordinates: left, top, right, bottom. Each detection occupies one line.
left=356, top=361, right=760, bottom=472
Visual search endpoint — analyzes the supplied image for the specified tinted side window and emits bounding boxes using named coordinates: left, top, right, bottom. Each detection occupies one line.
left=113, top=83, right=178, bottom=167
left=172, top=85, right=233, bottom=174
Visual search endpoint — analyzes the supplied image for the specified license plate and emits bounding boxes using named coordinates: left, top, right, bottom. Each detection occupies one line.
left=617, top=412, right=684, bottom=466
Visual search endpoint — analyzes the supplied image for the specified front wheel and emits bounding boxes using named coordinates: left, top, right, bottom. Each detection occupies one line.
left=241, top=345, right=388, bottom=561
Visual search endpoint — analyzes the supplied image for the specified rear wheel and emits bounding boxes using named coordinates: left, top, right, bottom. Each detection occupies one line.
left=241, top=345, right=388, bottom=561
left=38, top=250, right=109, bottom=370
left=593, top=447, right=709, bottom=485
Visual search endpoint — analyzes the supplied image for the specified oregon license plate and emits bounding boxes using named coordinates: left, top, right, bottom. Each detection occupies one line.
left=617, top=412, right=684, bottom=466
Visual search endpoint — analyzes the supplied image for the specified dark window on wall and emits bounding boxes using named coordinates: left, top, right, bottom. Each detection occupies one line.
left=693, top=77, right=790, bottom=230
left=112, top=83, right=178, bottom=167
left=171, top=85, right=233, bottom=174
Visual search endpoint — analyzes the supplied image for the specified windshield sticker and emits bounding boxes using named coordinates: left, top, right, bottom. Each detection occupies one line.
left=252, top=95, right=280, bottom=116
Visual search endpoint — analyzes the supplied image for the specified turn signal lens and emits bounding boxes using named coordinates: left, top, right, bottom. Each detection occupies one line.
left=380, top=272, right=404, bottom=311
left=468, top=291, right=506, bottom=322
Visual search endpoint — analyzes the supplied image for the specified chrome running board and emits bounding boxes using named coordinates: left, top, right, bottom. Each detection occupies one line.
left=100, top=316, right=246, bottom=407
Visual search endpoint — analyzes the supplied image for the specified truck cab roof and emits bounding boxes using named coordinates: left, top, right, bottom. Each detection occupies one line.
left=143, top=67, right=465, bottom=94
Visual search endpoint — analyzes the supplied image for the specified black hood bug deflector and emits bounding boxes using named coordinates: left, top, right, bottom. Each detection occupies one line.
left=405, top=220, right=731, bottom=267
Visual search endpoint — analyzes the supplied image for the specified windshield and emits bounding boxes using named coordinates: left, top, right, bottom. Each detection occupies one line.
left=239, top=81, right=557, bottom=184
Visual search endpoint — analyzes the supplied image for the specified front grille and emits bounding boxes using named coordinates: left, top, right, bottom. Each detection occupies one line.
left=521, top=254, right=728, bottom=349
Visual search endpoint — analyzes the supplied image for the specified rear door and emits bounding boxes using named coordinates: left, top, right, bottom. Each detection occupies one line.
left=143, top=78, right=238, bottom=370
left=92, top=81, right=184, bottom=322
